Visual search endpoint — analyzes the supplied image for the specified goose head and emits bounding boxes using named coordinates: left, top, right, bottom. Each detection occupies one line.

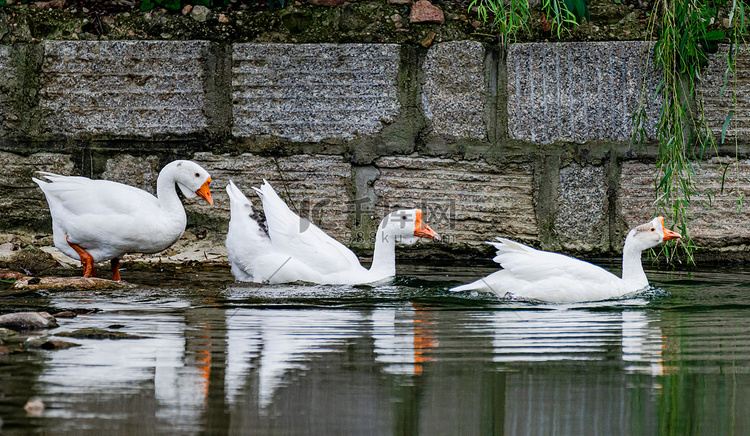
left=379, top=209, right=440, bottom=245
left=625, top=216, right=681, bottom=252
left=172, top=160, right=213, bottom=205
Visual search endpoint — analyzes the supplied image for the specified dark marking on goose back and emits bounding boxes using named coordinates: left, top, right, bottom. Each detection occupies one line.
left=249, top=206, right=269, bottom=237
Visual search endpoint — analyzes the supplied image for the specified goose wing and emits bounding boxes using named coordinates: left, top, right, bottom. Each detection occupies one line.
left=489, top=238, right=619, bottom=284
left=254, top=180, right=361, bottom=275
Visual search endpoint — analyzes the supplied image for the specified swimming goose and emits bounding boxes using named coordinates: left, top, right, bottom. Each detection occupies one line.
left=33, top=160, right=213, bottom=281
left=225, top=180, right=440, bottom=285
left=450, top=217, right=681, bottom=303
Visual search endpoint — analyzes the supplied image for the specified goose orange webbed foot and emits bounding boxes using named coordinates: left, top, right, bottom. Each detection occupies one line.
left=66, top=235, right=96, bottom=278
left=111, top=258, right=122, bottom=282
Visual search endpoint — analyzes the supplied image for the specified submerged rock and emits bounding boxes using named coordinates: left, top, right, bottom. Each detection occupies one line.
left=25, top=337, right=81, bottom=350
left=0, top=312, right=58, bottom=331
left=24, top=399, right=45, bottom=417
left=56, top=328, right=147, bottom=340
left=13, top=276, right=126, bottom=291
left=0, top=328, right=17, bottom=342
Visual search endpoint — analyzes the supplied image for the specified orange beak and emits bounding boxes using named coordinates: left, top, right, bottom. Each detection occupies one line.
left=658, top=216, right=681, bottom=241
left=413, top=210, right=441, bottom=241
left=195, top=177, right=213, bottom=205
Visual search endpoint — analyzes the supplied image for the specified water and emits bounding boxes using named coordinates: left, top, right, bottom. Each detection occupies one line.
left=1, top=263, right=750, bottom=435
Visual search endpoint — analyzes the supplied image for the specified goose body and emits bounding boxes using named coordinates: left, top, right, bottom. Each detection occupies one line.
left=450, top=217, right=681, bottom=303
left=225, top=180, right=440, bottom=285
left=34, top=160, right=213, bottom=280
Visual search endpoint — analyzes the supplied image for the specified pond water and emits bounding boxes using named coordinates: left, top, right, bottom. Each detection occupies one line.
left=1, top=262, right=750, bottom=435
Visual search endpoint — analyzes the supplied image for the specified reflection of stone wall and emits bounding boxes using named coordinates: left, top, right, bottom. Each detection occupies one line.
left=2, top=39, right=750, bottom=257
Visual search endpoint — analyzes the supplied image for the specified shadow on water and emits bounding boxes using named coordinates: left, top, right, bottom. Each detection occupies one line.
left=2, top=263, right=750, bottom=435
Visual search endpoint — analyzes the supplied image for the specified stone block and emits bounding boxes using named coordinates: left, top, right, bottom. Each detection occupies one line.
left=702, top=45, right=750, bottom=141
left=508, top=41, right=660, bottom=144
left=39, top=41, right=211, bottom=137
left=373, top=156, right=537, bottom=246
left=0, top=45, right=11, bottom=136
left=0, top=152, right=74, bottom=228
left=191, top=153, right=352, bottom=241
left=555, top=163, right=608, bottom=250
left=100, top=154, right=162, bottom=195
left=620, top=159, right=750, bottom=247
left=232, top=44, right=401, bottom=142
left=422, top=41, right=487, bottom=139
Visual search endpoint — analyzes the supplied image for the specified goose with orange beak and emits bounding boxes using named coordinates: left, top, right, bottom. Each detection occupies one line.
left=34, top=160, right=213, bottom=281
left=450, top=217, right=681, bottom=303
left=225, top=180, right=441, bottom=285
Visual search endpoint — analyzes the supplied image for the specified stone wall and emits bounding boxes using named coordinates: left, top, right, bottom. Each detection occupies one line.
left=1, top=39, right=748, bottom=260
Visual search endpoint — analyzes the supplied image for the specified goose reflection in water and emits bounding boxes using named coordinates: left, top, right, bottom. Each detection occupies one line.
left=35, top=289, right=667, bottom=434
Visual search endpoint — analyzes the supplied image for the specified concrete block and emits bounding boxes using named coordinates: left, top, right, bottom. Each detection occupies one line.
left=192, top=153, right=352, bottom=241
left=373, top=156, right=537, bottom=246
left=555, top=163, right=608, bottom=250
left=0, top=152, right=74, bottom=228
left=508, top=41, right=660, bottom=144
left=620, top=159, right=750, bottom=247
left=39, top=41, right=211, bottom=137
left=232, top=43, right=401, bottom=142
left=422, top=41, right=487, bottom=139
left=702, top=45, right=750, bottom=141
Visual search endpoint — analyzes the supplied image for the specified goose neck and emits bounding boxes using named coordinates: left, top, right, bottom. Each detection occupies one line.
left=621, top=241, right=648, bottom=289
left=369, top=226, right=396, bottom=277
left=156, top=162, right=186, bottom=215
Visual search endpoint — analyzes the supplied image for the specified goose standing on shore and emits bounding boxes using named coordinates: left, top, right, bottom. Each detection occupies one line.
left=225, top=180, right=440, bottom=285
left=33, top=160, right=213, bottom=281
left=450, top=217, right=681, bottom=303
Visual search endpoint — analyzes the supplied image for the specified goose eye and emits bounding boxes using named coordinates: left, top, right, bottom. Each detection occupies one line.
left=401, top=215, right=407, bottom=220
left=650, top=228, right=655, bottom=232
left=195, top=172, right=200, bottom=178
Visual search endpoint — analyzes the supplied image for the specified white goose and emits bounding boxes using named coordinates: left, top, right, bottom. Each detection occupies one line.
left=450, top=217, right=681, bottom=303
left=225, top=180, right=440, bottom=285
left=33, top=160, right=213, bottom=281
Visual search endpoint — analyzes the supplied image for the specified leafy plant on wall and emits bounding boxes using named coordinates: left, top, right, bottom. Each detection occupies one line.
left=633, top=0, right=748, bottom=263
left=468, top=0, right=588, bottom=44
left=471, top=0, right=747, bottom=262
